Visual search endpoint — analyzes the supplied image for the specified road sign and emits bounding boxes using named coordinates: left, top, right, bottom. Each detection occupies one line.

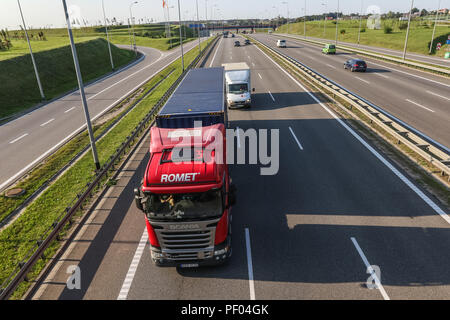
left=437, top=43, right=442, bottom=50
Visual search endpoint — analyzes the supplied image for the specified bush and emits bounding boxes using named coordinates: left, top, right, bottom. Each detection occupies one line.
left=398, top=22, right=408, bottom=30
left=384, top=25, right=393, bottom=34
left=340, top=29, right=346, bottom=35
left=360, top=28, right=366, bottom=33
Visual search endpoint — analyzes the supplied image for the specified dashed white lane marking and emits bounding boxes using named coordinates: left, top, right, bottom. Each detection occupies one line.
left=405, top=99, right=435, bottom=113
left=268, top=90, right=275, bottom=102
left=254, top=40, right=450, bottom=225
left=355, top=76, right=370, bottom=84
left=326, top=64, right=336, bottom=69
left=64, top=107, right=76, bottom=113
left=245, top=228, right=255, bottom=300
left=9, top=133, right=29, bottom=144
left=40, top=118, right=55, bottom=127
left=117, top=228, right=148, bottom=300
left=236, top=126, right=241, bottom=148
left=258, top=73, right=262, bottom=79
left=375, top=73, right=389, bottom=79
left=288, top=126, right=304, bottom=151
left=252, top=62, right=255, bottom=67
left=426, top=90, right=450, bottom=101
left=351, top=237, right=390, bottom=300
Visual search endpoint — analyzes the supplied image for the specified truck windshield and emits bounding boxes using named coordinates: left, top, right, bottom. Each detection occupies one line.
left=228, top=83, right=248, bottom=94
left=144, top=190, right=223, bottom=220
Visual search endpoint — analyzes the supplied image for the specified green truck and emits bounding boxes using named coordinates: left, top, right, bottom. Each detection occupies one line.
left=322, top=44, right=336, bottom=54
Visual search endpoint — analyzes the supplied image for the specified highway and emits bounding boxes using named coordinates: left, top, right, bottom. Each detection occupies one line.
left=0, top=38, right=206, bottom=192
left=252, top=33, right=450, bottom=151
left=277, top=33, right=450, bottom=69
left=32, top=35, right=450, bottom=300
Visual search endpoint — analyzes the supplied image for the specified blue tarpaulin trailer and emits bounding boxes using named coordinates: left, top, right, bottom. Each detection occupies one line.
left=156, top=68, right=227, bottom=129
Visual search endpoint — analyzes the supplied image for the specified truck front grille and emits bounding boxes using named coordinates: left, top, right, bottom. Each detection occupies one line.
left=160, top=230, right=212, bottom=250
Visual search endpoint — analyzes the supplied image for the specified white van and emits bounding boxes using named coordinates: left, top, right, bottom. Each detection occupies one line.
left=222, top=62, right=254, bottom=109
left=277, top=39, right=286, bottom=48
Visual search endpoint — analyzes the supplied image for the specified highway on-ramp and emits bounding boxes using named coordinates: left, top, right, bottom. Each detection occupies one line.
left=0, top=39, right=206, bottom=192
left=32, top=35, right=450, bottom=300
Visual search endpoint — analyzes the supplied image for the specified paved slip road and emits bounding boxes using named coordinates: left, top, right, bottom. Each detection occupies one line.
left=276, top=33, right=450, bottom=69
left=253, top=33, right=450, bottom=151
left=0, top=38, right=207, bottom=192
left=34, top=35, right=450, bottom=300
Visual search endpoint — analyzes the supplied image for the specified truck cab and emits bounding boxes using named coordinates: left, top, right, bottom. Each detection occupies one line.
left=222, top=62, right=253, bottom=109
left=135, top=124, right=235, bottom=267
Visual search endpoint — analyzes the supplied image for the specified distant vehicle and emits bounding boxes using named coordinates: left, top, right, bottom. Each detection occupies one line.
left=344, top=59, right=367, bottom=72
left=268, top=30, right=273, bottom=34
left=244, top=39, right=251, bottom=45
left=234, top=41, right=241, bottom=47
left=231, top=33, right=235, bottom=38
left=322, top=44, right=336, bottom=54
left=222, top=62, right=254, bottom=109
left=277, top=39, right=286, bottom=48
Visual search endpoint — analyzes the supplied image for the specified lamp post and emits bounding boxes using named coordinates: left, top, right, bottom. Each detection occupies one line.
left=322, top=2, right=327, bottom=37
left=429, top=0, right=441, bottom=53
left=303, top=0, right=306, bottom=39
left=402, top=0, right=414, bottom=60
left=357, top=0, right=363, bottom=46
left=335, top=0, right=339, bottom=46
left=61, top=0, right=100, bottom=170
left=177, top=0, right=184, bottom=71
left=282, top=1, right=289, bottom=34
left=17, top=0, right=45, bottom=100
left=129, top=1, right=138, bottom=56
left=196, top=0, right=201, bottom=54
left=102, top=0, right=114, bottom=70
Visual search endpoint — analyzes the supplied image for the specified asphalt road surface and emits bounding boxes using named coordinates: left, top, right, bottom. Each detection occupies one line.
left=277, top=33, right=450, bottom=69
left=0, top=38, right=207, bottom=192
left=252, top=33, right=450, bottom=151
left=33, top=35, right=450, bottom=300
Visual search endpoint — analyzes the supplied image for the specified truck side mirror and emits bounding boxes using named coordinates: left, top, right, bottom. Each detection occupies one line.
left=134, top=188, right=144, bottom=212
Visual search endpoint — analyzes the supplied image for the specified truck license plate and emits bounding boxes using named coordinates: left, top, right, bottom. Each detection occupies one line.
left=180, top=263, right=199, bottom=268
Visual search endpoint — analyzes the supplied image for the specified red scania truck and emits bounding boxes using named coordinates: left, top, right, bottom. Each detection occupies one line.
left=134, top=68, right=236, bottom=267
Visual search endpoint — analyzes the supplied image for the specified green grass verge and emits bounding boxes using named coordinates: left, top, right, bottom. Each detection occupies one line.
left=277, top=19, right=449, bottom=57
left=0, top=37, right=214, bottom=299
left=0, top=38, right=135, bottom=119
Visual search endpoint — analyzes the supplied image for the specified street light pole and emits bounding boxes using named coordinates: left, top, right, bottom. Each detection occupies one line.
left=61, top=0, right=100, bottom=170
left=177, top=0, right=185, bottom=71
left=102, top=0, right=114, bottom=70
left=17, top=0, right=45, bottom=100
left=357, top=0, right=363, bottom=46
left=304, top=0, right=306, bottom=39
left=129, top=1, right=138, bottom=57
left=322, top=2, right=327, bottom=37
left=335, top=0, right=339, bottom=46
left=282, top=2, right=289, bottom=34
left=429, top=0, right=441, bottom=53
left=196, top=0, right=201, bottom=54
left=402, top=0, right=414, bottom=60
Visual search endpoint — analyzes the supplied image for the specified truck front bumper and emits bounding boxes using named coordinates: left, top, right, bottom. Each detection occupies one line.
left=150, top=237, right=232, bottom=268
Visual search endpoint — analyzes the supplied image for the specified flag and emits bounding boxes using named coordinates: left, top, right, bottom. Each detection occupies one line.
left=162, top=0, right=166, bottom=8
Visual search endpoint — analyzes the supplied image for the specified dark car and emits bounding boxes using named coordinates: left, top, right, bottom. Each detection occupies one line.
left=344, top=59, right=367, bottom=72
left=234, top=41, right=240, bottom=47
left=244, top=39, right=251, bottom=45
left=231, top=33, right=235, bottom=38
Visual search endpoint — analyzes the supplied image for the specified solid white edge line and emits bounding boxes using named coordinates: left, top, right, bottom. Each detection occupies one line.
left=253, top=41, right=450, bottom=225
left=245, top=228, right=256, bottom=300
left=351, top=237, right=390, bottom=300
left=9, top=133, right=29, bottom=144
left=268, top=91, right=275, bottom=102
left=288, top=126, right=304, bottom=150
left=209, top=37, right=222, bottom=67
left=426, top=90, right=450, bottom=101
left=40, top=118, right=55, bottom=127
left=117, top=228, right=148, bottom=300
left=405, top=99, right=435, bottom=113
left=0, top=41, right=205, bottom=191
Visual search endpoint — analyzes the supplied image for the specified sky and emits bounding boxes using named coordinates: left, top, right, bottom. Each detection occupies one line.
left=1, top=0, right=449, bottom=30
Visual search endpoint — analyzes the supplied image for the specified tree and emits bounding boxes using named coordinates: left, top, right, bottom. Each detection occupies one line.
left=411, top=7, right=419, bottom=14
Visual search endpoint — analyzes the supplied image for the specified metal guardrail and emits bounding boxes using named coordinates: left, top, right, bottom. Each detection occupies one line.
left=249, top=36, right=450, bottom=180
left=273, top=33, right=450, bottom=76
left=0, top=36, right=218, bottom=300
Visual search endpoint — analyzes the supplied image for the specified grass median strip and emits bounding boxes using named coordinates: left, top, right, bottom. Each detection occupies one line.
left=0, top=38, right=213, bottom=299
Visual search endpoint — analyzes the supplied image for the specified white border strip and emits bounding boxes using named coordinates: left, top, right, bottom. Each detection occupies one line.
left=289, top=127, right=304, bottom=151
left=245, top=228, right=256, bottom=300
left=253, top=41, right=450, bottom=225
left=117, top=228, right=148, bottom=300
left=351, top=237, right=390, bottom=300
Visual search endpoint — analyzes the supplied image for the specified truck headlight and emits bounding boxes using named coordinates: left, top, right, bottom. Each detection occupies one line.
left=246, top=99, right=251, bottom=103
left=214, top=246, right=229, bottom=256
